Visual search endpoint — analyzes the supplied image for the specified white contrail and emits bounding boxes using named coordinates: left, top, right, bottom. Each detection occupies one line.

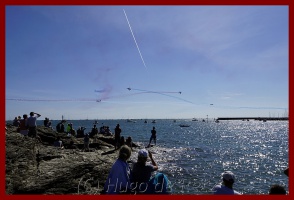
left=123, top=9, right=147, bottom=70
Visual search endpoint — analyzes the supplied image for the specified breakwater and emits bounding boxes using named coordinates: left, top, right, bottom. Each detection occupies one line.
left=216, top=117, right=288, bottom=121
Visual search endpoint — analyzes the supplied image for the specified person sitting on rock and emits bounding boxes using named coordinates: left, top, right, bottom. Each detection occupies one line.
left=66, top=123, right=72, bottom=134
left=56, top=120, right=65, bottom=133
left=104, top=126, right=112, bottom=136
left=44, top=117, right=49, bottom=127
left=120, top=136, right=125, bottom=147
left=90, top=124, right=98, bottom=138
left=13, top=117, right=20, bottom=127
left=103, top=145, right=132, bottom=194
left=77, top=126, right=86, bottom=138
left=125, top=136, right=133, bottom=150
left=100, top=126, right=105, bottom=134
left=53, top=136, right=64, bottom=149
left=44, top=117, right=52, bottom=128
left=131, top=149, right=170, bottom=194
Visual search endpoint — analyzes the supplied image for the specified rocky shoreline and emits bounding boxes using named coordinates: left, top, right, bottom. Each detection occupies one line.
left=5, top=124, right=139, bottom=194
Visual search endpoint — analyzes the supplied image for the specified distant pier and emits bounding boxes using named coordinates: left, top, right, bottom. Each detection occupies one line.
left=216, top=117, right=288, bottom=121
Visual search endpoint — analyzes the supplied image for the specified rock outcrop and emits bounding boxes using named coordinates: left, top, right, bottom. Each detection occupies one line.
left=5, top=124, right=138, bottom=194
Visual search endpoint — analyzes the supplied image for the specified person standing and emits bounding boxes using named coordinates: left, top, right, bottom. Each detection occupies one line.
left=114, top=124, right=121, bottom=150
left=26, top=112, right=41, bottom=137
left=212, top=171, right=241, bottom=195
left=19, top=114, right=28, bottom=136
left=148, top=127, right=157, bottom=147
left=90, top=124, right=98, bottom=138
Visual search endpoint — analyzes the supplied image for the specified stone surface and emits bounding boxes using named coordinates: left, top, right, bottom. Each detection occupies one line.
left=5, top=124, right=138, bottom=194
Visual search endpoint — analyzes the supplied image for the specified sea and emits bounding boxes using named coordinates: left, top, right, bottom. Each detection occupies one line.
left=13, top=119, right=290, bottom=194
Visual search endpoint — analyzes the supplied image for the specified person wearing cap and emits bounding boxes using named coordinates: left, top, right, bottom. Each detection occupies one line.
left=26, top=112, right=41, bottom=137
left=212, top=171, right=241, bottom=195
left=130, top=149, right=159, bottom=193
left=104, top=145, right=132, bottom=194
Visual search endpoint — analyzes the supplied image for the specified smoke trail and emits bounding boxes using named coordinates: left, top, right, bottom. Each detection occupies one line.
left=128, top=88, right=195, bottom=105
left=123, top=9, right=147, bottom=70
left=6, top=98, right=101, bottom=102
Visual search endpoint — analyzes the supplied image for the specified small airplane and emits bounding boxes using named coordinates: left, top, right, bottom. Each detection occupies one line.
left=96, top=99, right=101, bottom=102
left=94, top=89, right=106, bottom=93
left=127, top=88, right=131, bottom=91
left=210, top=104, right=213, bottom=105
left=179, top=92, right=182, bottom=94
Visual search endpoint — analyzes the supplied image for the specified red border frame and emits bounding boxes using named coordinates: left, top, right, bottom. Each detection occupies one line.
left=1, top=0, right=292, bottom=200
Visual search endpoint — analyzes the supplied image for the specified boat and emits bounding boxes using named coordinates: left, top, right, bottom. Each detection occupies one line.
left=144, top=120, right=147, bottom=123
left=192, top=118, right=198, bottom=121
left=127, top=119, right=136, bottom=123
left=152, top=120, right=156, bottom=123
left=179, top=124, right=190, bottom=127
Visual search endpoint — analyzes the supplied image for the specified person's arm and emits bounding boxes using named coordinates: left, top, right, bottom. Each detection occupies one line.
left=34, top=112, right=41, bottom=117
left=148, top=151, right=158, bottom=170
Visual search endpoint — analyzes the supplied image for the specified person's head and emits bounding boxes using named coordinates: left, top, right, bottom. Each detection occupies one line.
left=127, top=136, right=132, bottom=142
left=23, top=114, right=28, bottom=119
left=137, top=149, right=148, bottom=163
left=153, top=126, right=155, bottom=130
left=116, top=124, right=120, bottom=127
left=30, top=112, right=34, bottom=116
left=93, top=124, right=96, bottom=128
left=118, top=145, right=131, bottom=161
left=222, top=171, right=235, bottom=186
left=269, top=184, right=286, bottom=195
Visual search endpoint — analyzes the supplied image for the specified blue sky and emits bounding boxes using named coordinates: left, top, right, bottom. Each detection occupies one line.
left=5, top=6, right=288, bottom=120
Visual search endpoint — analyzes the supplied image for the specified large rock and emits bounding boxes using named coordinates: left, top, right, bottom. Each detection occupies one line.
left=5, top=124, right=136, bottom=194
